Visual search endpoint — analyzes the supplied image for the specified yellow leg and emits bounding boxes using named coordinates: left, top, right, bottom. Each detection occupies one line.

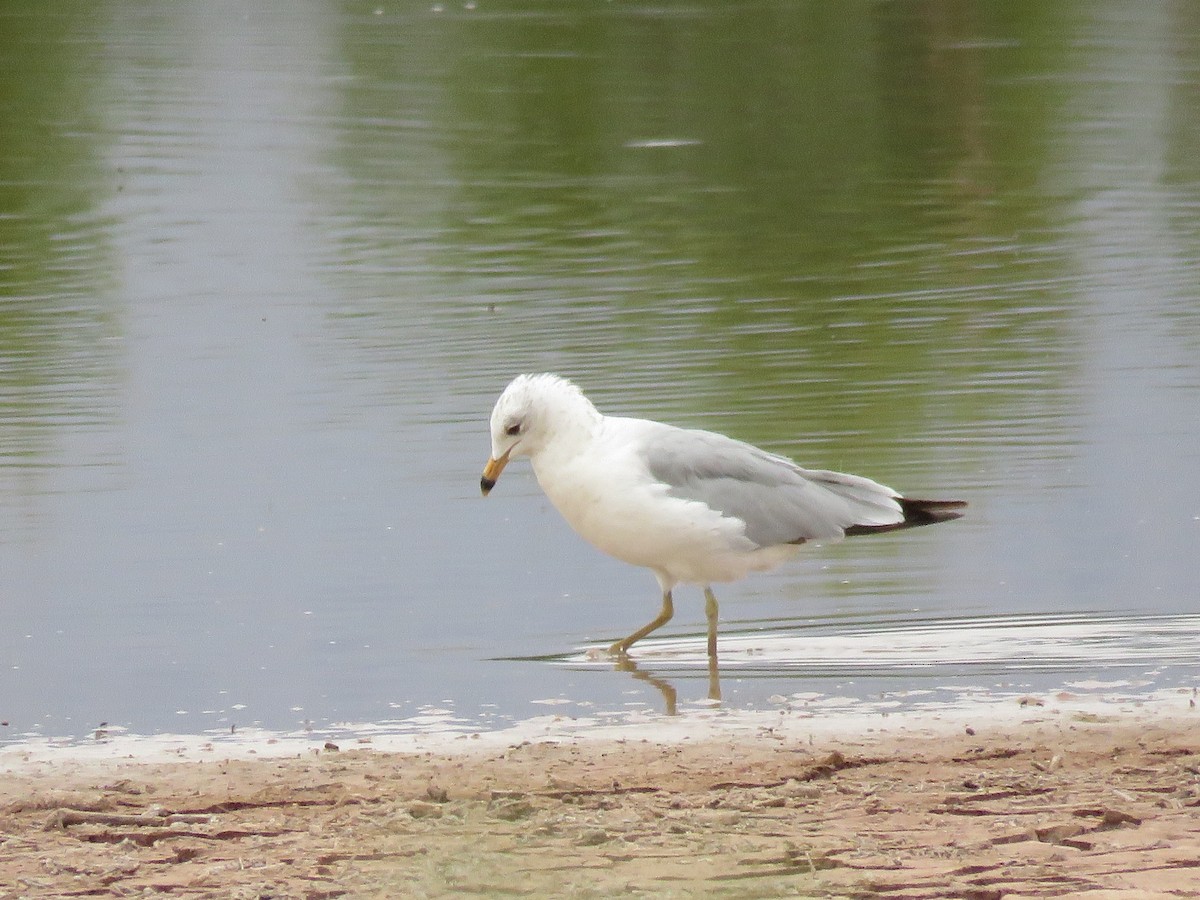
left=704, top=586, right=719, bottom=658
left=707, top=653, right=722, bottom=703
left=609, top=590, right=673, bottom=655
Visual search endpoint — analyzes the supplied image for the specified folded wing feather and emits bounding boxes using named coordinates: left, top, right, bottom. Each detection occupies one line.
left=640, top=425, right=905, bottom=548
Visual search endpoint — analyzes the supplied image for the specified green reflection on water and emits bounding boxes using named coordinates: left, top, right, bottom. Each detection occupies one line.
left=321, top=1, right=1106, bottom=480
left=0, top=2, right=119, bottom=475
left=1, top=0, right=1199, bottom=733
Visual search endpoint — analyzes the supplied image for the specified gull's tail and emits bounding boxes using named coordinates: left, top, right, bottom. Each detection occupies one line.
left=844, top=498, right=966, bottom=537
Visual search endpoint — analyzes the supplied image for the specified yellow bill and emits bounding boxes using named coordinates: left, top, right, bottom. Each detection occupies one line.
left=480, top=449, right=511, bottom=496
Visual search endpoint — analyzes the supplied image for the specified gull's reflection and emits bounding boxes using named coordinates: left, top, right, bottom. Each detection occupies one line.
left=612, top=652, right=721, bottom=716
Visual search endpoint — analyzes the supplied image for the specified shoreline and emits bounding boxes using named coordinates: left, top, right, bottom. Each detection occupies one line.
left=2, top=682, right=1193, bottom=770
left=2, top=689, right=1198, bottom=897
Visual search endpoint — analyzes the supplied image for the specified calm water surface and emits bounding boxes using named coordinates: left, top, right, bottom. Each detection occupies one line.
left=2, top=1, right=1198, bottom=743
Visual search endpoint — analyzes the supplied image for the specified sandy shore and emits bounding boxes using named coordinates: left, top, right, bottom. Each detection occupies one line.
left=2, top=692, right=1199, bottom=898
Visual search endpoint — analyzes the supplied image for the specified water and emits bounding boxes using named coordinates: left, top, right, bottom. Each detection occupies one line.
left=2, top=1, right=1198, bottom=744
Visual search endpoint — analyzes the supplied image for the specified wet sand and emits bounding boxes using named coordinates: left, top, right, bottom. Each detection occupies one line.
left=2, top=692, right=1198, bottom=898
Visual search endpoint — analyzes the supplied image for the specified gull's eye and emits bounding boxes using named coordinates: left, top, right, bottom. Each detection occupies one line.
left=505, top=421, right=521, bottom=436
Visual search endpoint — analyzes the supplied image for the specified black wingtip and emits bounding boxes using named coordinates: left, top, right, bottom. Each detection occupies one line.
left=898, top=497, right=967, bottom=526
left=844, top=498, right=966, bottom=537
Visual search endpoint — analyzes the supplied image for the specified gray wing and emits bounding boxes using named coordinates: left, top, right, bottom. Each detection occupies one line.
left=639, top=424, right=904, bottom=547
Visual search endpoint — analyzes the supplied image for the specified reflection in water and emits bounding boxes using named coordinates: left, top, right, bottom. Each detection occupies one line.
left=0, top=6, right=120, bottom=503
left=549, top=610, right=1200, bottom=717
left=614, top=653, right=722, bottom=716
left=565, top=612, right=1200, bottom=676
left=614, top=656, right=678, bottom=717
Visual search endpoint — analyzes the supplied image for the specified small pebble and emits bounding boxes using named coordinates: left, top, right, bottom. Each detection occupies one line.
left=491, top=800, right=535, bottom=821
left=407, top=801, right=443, bottom=819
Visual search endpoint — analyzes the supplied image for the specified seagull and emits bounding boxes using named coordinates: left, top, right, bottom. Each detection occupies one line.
left=481, top=373, right=965, bottom=658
